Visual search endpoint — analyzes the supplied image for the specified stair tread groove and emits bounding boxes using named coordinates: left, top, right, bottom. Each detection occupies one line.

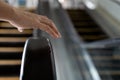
left=0, top=77, right=19, bottom=80
left=0, top=37, right=28, bottom=42
left=0, top=47, right=23, bottom=52
left=0, top=60, right=21, bottom=65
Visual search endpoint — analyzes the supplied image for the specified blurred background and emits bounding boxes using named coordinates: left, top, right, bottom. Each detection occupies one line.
left=0, top=0, right=120, bottom=80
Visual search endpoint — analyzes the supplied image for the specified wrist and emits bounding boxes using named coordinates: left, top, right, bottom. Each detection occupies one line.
left=0, top=7, right=17, bottom=22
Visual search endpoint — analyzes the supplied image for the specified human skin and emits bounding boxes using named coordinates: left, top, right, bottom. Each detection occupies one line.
left=0, top=1, right=61, bottom=38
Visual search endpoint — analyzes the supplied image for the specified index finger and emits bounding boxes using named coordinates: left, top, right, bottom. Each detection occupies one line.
left=39, top=16, right=61, bottom=37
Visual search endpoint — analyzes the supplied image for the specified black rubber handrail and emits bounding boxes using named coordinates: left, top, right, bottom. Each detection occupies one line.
left=20, top=37, right=56, bottom=80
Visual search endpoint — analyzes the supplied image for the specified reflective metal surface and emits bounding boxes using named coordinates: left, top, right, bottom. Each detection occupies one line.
left=36, top=0, right=120, bottom=80
left=47, top=1, right=100, bottom=80
left=82, top=0, right=98, bottom=10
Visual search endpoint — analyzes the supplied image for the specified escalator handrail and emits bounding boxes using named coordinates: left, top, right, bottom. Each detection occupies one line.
left=20, top=37, right=56, bottom=80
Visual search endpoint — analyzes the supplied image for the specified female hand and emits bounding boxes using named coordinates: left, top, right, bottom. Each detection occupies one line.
left=9, top=9, right=61, bottom=38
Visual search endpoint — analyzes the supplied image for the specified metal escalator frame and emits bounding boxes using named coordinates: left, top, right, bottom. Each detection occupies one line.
left=36, top=1, right=83, bottom=80
left=84, top=3, right=120, bottom=38
left=48, top=1, right=120, bottom=80
left=48, top=1, right=102, bottom=80
left=111, top=0, right=120, bottom=6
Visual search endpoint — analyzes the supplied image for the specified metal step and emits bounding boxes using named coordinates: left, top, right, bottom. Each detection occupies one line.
left=0, top=77, right=19, bottom=80
left=66, top=9, right=108, bottom=42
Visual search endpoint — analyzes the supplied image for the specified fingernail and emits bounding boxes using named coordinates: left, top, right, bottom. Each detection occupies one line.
left=57, top=35, right=61, bottom=38
left=58, top=33, right=61, bottom=38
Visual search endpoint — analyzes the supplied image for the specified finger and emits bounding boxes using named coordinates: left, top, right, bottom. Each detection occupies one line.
left=17, top=28, right=24, bottom=32
left=40, top=16, right=58, bottom=31
left=37, top=22, right=58, bottom=38
left=39, top=16, right=61, bottom=37
left=9, top=21, right=24, bottom=32
left=51, top=22, right=61, bottom=37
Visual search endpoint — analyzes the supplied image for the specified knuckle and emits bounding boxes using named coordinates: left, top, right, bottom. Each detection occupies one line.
left=42, top=16, right=48, bottom=19
left=44, top=26, right=49, bottom=31
left=47, top=19, right=53, bottom=25
left=49, top=20, right=53, bottom=23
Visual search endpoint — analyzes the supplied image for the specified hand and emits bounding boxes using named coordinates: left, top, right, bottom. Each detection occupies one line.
left=8, top=8, right=61, bottom=38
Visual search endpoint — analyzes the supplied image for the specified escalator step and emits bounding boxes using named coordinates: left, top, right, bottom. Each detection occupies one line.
left=0, top=42, right=25, bottom=47
left=0, top=47, right=23, bottom=53
left=101, top=75, right=120, bottom=80
left=67, top=9, right=108, bottom=42
left=91, top=56, right=120, bottom=60
left=69, top=15, right=92, bottom=20
left=74, top=22, right=98, bottom=27
left=96, top=66, right=120, bottom=71
left=88, top=50, right=113, bottom=56
left=0, top=9, right=33, bottom=79
left=0, top=65, right=20, bottom=76
left=90, top=53, right=112, bottom=56
left=0, top=37, right=28, bottom=43
left=77, top=28, right=100, bottom=32
left=0, top=52, right=22, bottom=60
left=0, top=34, right=32, bottom=37
left=0, top=60, right=21, bottom=65
left=97, top=63, right=120, bottom=68
left=67, top=9, right=120, bottom=79
left=80, top=35, right=107, bottom=41
left=0, top=77, right=19, bottom=80
left=78, top=32, right=105, bottom=35
left=93, top=60, right=120, bottom=65
left=87, top=48, right=120, bottom=80
left=0, top=29, right=32, bottom=37
left=75, top=25, right=100, bottom=28
left=95, top=63, right=120, bottom=67
left=0, top=29, right=32, bottom=34
left=67, top=9, right=90, bottom=15
left=92, top=56, right=115, bottom=60
left=70, top=17, right=92, bottom=21
left=0, top=22, right=14, bottom=28
left=99, top=71, right=120, bottom=75
left=0, top=27, right=16, bottom=29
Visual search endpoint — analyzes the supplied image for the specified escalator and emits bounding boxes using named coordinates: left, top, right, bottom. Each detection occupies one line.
left=1, top=0, right=120, bottom=80
left=66, top=9, right=108, bottom=42
left=37, top=0, right=120, bottom=80
left=0, top=22, right=33, bottom=80
left=87, top=47, right=120, bottom=80
left=0, top=1, right=58, bottom=80
left=66, top=9, right=120, bottom=80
